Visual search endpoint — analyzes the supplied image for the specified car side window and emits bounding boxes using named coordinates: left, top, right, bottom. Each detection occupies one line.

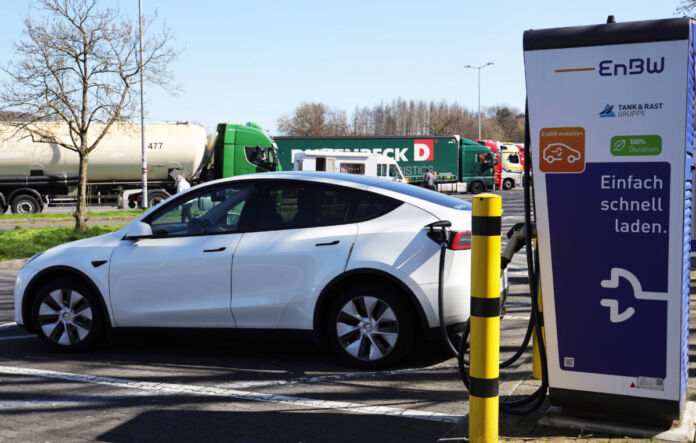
left=247, top=182, right=351, bottom=231
left=347, top=190, right=402, bottom=222
left=148, top=183, right=252, bottom=237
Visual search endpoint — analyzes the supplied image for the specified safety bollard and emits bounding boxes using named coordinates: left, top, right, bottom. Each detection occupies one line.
left=469, top=193, right=501, bottom=443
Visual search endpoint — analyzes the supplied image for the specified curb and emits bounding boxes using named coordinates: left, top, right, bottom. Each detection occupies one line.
left=0, top=258, right=28, bottom=270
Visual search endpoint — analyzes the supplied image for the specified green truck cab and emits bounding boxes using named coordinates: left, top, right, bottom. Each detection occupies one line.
left=459, top=137, right=496, bottom=194
left=211, top=122, right=281, bottom=180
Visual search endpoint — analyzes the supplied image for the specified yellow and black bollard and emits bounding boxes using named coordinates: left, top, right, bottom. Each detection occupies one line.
left=469, top=194, right=501, bottom=443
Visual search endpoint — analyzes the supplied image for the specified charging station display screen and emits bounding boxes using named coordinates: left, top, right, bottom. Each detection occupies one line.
left=524, top=18, right=693, bottom=415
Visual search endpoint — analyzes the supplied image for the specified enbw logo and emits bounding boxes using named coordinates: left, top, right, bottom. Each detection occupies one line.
left=599, top=57, right=664, bottom=76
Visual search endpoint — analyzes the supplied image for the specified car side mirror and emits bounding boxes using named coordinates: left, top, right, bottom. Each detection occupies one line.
left=123, top=221, right=153, bottom=240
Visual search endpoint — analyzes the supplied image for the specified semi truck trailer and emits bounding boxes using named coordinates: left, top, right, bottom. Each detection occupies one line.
left=0, top=121, right=279, bottom=213
left=275, top=135, right=495, bottom=193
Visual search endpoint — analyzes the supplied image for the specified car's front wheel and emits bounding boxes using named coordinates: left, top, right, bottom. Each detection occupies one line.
left=31, top=277, right=105, bottom=351
left=327, top=283, right=415, bottom=368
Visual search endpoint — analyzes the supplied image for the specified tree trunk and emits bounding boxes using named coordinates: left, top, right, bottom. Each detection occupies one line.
left=74, top=152, right=88, bottom=231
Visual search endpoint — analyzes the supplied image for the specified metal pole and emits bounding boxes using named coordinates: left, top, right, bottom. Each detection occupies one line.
left=469, top=194, right=501, bottom=443
left=478, top=68, right=481, bottom=140
left=139, top=0, right=148, bottom=209
left=464, top=62, right=494, bottom=141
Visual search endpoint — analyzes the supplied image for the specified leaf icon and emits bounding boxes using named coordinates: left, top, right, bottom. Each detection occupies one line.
left=613, top=139, right=626, bottom=152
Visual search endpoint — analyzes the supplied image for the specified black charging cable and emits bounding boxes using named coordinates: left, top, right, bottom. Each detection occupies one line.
left=436, top=99, right=549, bottom=414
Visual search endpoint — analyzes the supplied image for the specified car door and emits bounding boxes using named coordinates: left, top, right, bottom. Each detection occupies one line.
left=109, top=182, right=253, bottom=327
left=231, top=181, right=358, bottom=329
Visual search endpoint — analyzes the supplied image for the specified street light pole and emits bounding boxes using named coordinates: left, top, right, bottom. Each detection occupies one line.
left=464, top=62, right=495, bottom=140
left=138, top=0, right=148, bottom=209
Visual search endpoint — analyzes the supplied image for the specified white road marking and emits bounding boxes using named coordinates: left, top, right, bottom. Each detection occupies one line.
left=218, top=363, right=459, bottom=390
left=0, top=322, right=18, bottom=330
left=0, top=365, right=462, bottom=423
left=502, top=315, right=530, bottom=321
left=0, top=335, right=34, bottom=341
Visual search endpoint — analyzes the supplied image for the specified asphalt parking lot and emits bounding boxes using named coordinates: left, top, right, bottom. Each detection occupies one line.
left=0, top=189, right=587, bottom=441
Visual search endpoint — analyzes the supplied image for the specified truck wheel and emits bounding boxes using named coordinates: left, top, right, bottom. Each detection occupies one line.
left=11, top=194, right=41, bottom=214
left=503, top=178, right=514, bottom=190
left=327, top=283, right=415, bottom=369
left=147, top=190, right=170, bottom=208
left=469, top=181, right=484, bottom=195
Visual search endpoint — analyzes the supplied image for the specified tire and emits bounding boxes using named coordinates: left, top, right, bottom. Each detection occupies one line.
left=147, top=190, right=170, bottom=208
left=502, top=178, right=514, bottom=190
left=469, top=181, right=485, bottom=195
left=0, top=203, right=7, bottom=214
left=11, top=194, right=41, bottom=214
left=31, top=277, right=105, bottom=351
left=327, top=283, right=415, bottom=369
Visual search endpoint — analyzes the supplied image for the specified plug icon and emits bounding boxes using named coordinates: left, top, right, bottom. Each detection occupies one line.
left=599, top=268, right=668, bottom=324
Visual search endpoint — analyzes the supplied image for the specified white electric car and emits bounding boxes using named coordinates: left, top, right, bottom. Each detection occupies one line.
left=14, top=172, right=472, bottom=367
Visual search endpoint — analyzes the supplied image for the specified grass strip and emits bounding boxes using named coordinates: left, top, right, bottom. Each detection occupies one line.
left=0, top=210, right=144, bottom=221
left=0, top=225, right=123, bottom=261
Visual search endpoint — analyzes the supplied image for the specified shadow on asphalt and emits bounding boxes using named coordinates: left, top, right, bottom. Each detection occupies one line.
left=0, top=330, right=458, bottom=377
left=96, top=409, right=452, bottom=443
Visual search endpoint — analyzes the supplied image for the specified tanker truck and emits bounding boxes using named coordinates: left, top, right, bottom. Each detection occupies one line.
left=0, top=121, right=279, bottom=213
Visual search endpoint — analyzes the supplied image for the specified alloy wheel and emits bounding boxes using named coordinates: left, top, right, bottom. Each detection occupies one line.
left=37, top=289, right=93, bottom=346
left=336, top=296, right=399, bottom=361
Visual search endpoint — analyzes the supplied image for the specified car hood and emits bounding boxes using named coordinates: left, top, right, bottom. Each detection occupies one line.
left=25, top=229, right=125, bottom=270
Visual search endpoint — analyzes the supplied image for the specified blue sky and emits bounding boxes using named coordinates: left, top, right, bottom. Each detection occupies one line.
left=0, top=1, right=684, bottom=134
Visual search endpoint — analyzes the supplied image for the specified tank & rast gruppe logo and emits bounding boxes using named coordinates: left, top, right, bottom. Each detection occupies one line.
left=598, top=102, right=663, bottom=118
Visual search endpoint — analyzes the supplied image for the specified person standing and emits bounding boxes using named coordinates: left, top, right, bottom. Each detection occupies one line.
left=176, top=174, right=192, bottom=222
left=423, top=168, right=437, bottom=191
left=176, top=174, right=191, bottom=194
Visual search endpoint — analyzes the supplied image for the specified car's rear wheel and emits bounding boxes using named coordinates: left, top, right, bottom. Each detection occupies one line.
left=327, top=283, right=415, bottom=368
left=31, top=277, right=105, bottom=351
left=502, top=178, right=514, bottom=190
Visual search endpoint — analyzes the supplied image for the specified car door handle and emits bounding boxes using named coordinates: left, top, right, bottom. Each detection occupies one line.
left=315, top=240, right=339, bottom=247
left=203, top=247, right=226, bottom=253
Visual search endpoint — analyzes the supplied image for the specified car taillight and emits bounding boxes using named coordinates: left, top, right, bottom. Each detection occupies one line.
left=450, top=231, right=471, bottom=250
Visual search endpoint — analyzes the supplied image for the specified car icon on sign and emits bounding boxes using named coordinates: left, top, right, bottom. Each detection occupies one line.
left=543, top=143, right=581, bottom=164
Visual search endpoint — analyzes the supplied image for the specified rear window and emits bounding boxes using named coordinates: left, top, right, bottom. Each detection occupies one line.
left=347, top=190, right=402, bottom=222
left=367, top=180, right=471, bottom=210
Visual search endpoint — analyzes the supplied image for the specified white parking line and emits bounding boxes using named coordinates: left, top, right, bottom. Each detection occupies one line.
left=0, top=335, right=34, bottom=341
left=0, top=322, right=18, bottom=330
left=0, top=365, right=463, bottom=424
left=218, top=363, right=459, bottom=390
left=502, top=315, right=530, bottom=321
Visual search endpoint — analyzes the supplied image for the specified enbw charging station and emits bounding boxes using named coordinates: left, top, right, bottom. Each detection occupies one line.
left=523, top=18, right=694, bottom=424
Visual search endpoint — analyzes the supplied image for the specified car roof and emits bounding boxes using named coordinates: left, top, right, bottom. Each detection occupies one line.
left=201, top=171, right=472, bottom=211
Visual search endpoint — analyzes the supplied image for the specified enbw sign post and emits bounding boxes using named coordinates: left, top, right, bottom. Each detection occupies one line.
left=524, top=18, right=694, bottom=424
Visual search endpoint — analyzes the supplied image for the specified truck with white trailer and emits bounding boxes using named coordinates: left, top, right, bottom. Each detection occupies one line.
left=0, top=121, right=279, bottom=213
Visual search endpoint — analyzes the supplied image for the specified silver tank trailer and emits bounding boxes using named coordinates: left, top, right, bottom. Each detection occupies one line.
left=0, top=122, right=208, bottom=181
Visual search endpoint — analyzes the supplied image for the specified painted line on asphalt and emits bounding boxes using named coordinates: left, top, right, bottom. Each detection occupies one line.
left=502, top=315, right=530, bottom=321
left=0, top=322, right=18, bottom=330
left=217, top=362, right=460, bottom=390
left=0, top=365, right=462, bottom=424
left=0, top=335, right=34, bottom=341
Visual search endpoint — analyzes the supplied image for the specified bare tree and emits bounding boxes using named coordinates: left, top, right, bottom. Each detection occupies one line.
left=277, top=102, right=349, bottom=136
left=0, top=0, right=176, bottom=230
left=676, top=0, right=696, bottom=14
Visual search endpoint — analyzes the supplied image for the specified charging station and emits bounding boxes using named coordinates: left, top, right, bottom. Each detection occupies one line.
left=523, top=18, right=694, bottom=424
